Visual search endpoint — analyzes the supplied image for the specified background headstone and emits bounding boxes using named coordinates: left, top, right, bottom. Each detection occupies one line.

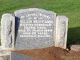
left=71, top=45, right=80, bottom=51
left=55, top=16, right=68, bottom=49
left=14, top=8, right=56, bottom=50
left=1, top=13, right=15, bottom=49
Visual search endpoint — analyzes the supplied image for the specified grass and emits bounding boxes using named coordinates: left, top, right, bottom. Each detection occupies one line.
left=0, top=0, right=80, bottom=44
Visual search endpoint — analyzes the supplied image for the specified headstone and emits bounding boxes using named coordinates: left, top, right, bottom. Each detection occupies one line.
left=14, top=8, right=56, bottom=50
left=1, top=13, right=15, bottom=49
left=71, top=45, right=80, bottom=51
left=0, top=8, right=68, bottom=50
left=55, top=16, right=68, bottom=49
left=0, top=8, right=69, bottom=60
left=11, top=52, right=35, bottom=60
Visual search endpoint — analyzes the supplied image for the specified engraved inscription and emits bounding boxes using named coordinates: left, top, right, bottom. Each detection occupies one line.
left=18, top=13, right=53, bottom=38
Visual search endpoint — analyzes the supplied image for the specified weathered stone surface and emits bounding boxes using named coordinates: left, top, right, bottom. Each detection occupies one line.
left=14, top=8, right=56, bottom=50
left=71, top=45, right=80, bottom=51
left=55, top=16, right=68, bottom=49
left=1, top=13, right=15, bottom=49
left=11, top=52, right=35, bottom=60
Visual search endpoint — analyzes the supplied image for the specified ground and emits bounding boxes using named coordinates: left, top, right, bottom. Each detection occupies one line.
left=15, top=46, right=80, bottom=60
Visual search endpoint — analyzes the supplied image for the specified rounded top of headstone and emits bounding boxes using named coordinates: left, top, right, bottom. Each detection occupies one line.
left=57, top=16, right=68, bottom=21
left=14, top=8, right=56, bottom=16
left=1, top=13, right=15, bottom=24
left=1, top=13, right=14, bottom=18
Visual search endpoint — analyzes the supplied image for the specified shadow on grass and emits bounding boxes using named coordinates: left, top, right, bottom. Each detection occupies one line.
left=67, top=27, right=80, bottom=50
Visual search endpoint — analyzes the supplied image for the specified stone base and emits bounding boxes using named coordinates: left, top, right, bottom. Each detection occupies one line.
left=0, top=46, right=13, bottom=60
left=0, top=50, right=10, bottom=60
left=0, top=55, right=10, bottom=60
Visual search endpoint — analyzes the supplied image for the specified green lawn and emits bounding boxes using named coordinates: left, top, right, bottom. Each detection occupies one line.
left=0, top=0, right=80, bottom=44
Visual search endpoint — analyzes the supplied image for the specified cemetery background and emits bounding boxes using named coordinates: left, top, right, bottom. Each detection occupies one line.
left=0, top=0, right=80, bottom=60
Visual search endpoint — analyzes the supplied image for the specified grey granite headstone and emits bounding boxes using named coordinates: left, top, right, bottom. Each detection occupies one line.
left=14, top=8, right=56, bottom=50
left=55, top=16, right=68, bottom=49
left=1, top=13, right=15, bottom=49
left=0, top=8, right=69, bottom=60
left=11, top=52, right=35, bottom=60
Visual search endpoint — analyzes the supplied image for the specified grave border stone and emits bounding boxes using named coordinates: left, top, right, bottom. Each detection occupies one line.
left=55, top=16, right=68, bottom=49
